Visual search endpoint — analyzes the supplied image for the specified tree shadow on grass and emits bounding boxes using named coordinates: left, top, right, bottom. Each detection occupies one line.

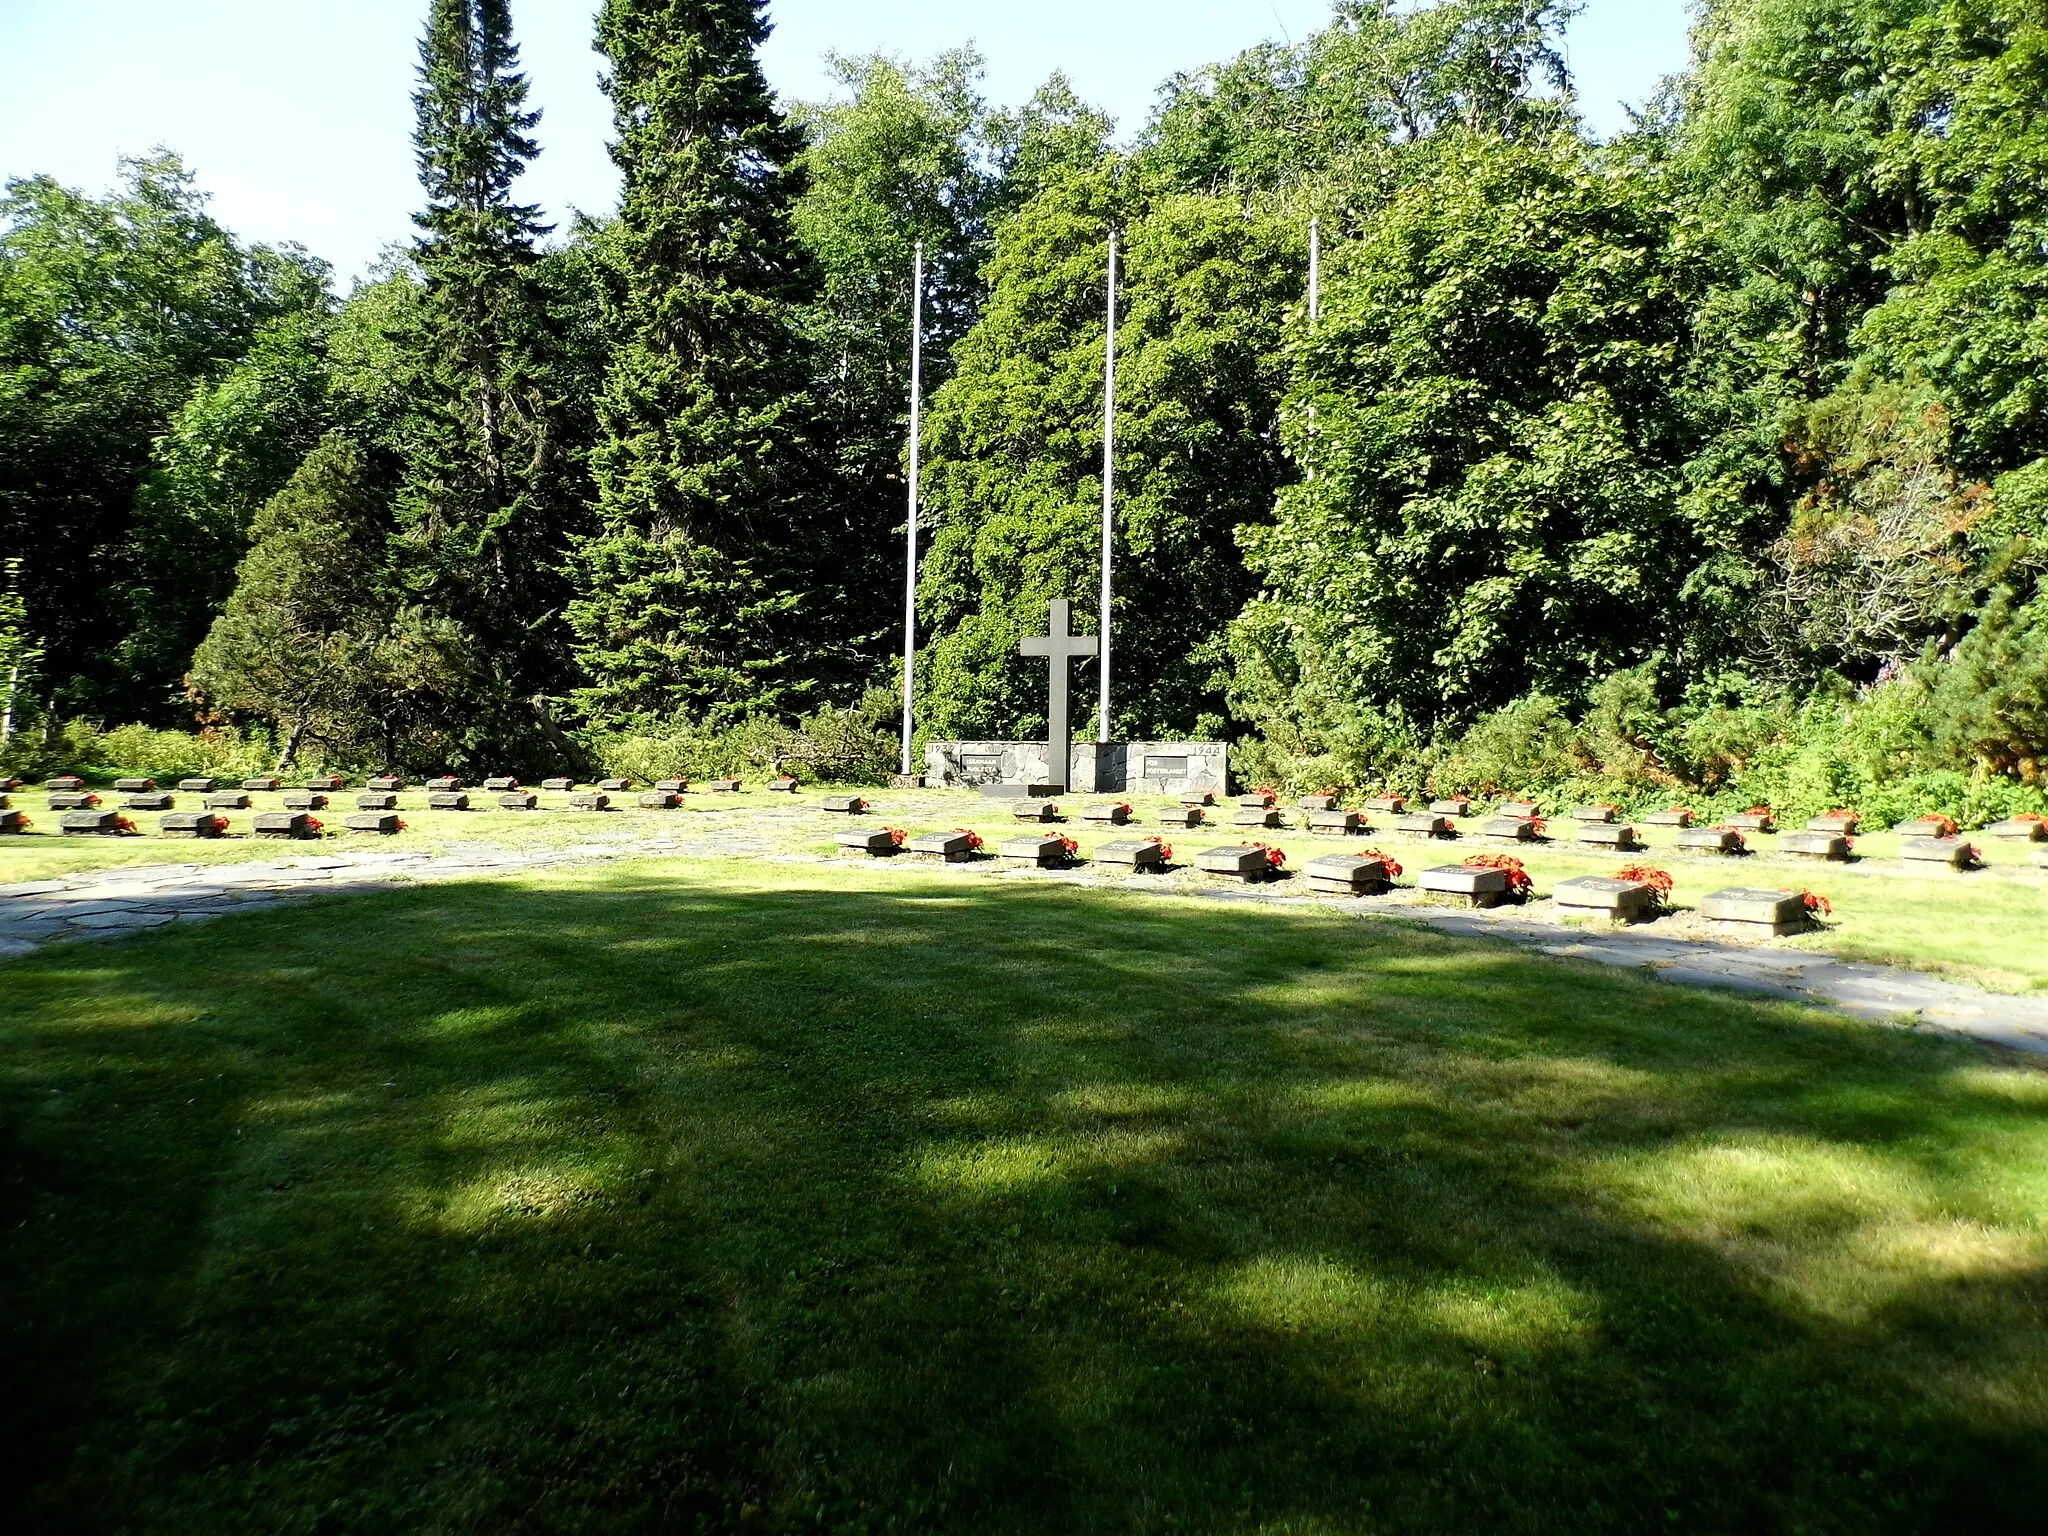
left=3, top=866, right=2047, bottom=1534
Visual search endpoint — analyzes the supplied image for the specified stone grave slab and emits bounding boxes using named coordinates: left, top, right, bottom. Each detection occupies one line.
left=1574, top=822, right=1643, bottom=851
left=122, top=792, right=174, bottom=812
left=49, top=792, right=99, bottom=811
left=638, top=792, right=680, bottom=810
left=1728, top=811, right=1776, bottom=833
left=1231, top=807, right=1283, bottom=829
left=177, top=777, right=219, bottom=794
left=1000, top=834, right=1073, bottom=867
left=428, top=792, right=472, bottom=811
left=1237, top=791, right=1277, bottom=808
left=367, top=775, right=406, bottom=791
left=1644, top=809, right=1694, bottom=828
left=1304, top=854, right=1395, bottom=896
left=1297, top=793, right=1340, bottom=813
left=768, top=777, right=800, bottom=793
left=113, top=777, right=157, bottom=792
left=1480, top=817, right=1537, bottom=842
left=821, top=796, right=868, bottom=815
left=1012, top=800, right=1062, bottom=822
left=1894, top=817, right=1956, bottom=839
left=1985, top=817, right=2048, bottom=842
left=1496, top=800, right=1540, bottom=819
left=483, top=777, right=520, bottom=792
left=1195, top=845, right=1279, bottom=882
left=160, top=812, right=227, bottom=839
left=1553, top=876, right=1657, bottom=922
left=1096, top=839, right=1168, bottom=871
left=345, top=812, right=401, bottom=835
left=0, top=776, right=18, bottom=792
left=1782, top=832, right=1850, bottom=860
left=707, top=778, right=742, bottom=792
left=254, top=812, right=315, bottom=840
left=355, top=793, right=397, bottom=811
left=426, top=776, right=462, bottom=792
left=282, top=792, right=327, bottom=811
left=1806, top=812, right=1860, bottom=835
left=597, top=778, right=631, bottom=792
left=1676, top=826, right=1744, bottom=855
left=1572, top=805, right=1617, bottom=823
left=654, top=778, right=688, bottom=794
left=541, top=778, right=574, bottom=792
left=908, top=830, right=979, bottom=863
left=241, top=777, right=282, bottom=792
left=1364, top=795, right=1406, bottom=814
left=1179, top=791, right=1216, bottom=808
left=1429, top=798, right=1472, bottom=818
left=1161, top=807, right=1206, bottom=828
left=1308, top=810, right=1362, bottom=837
left=46, top=776, right=85, bottom=791
left=1395, top=813, right=1454, bottom=838
left=1702, top=888, right=1816, bottom=938
left=499, top=792, right=540, bottom=810
left=60, top=810, right=122, bottom=836
left=0, top=810, right=27, bottom=834
left=0, top=793, right=8, bottom=810
left=1082, top=803, right=1132, bottom=825
left=206, top=792, right=251, bottom=811
left=1901, top=836, right=1976, bottom=870
left=1416, top=865, right=1510, bottom=908
left=567, top=792, right=610, bottom=811
left=304, top=776, right=345, bottom=792
left=837, top=828, right=900, bottom=856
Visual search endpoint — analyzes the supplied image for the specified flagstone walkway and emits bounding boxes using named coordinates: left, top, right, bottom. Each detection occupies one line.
left=4, top=835, right=2046, bottom=1059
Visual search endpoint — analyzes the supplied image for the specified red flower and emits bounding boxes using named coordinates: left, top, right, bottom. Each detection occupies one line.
left=1826, top=807, right=1857, bottom=818
left=1317, top=785, right=1342, bottom=798
left=1249, top=841, right=1286, bottom=869
left=113, top=815, right=137, bottom=834
left=1252, top=784, right=1279, bottom=798
left=1964, top=843, right=1983, bottom=867
left=1059, top=835, right=1080, bottom=856
left=1799, top=890, right=1832, bottom=917
left=1464, top=853, right=1533, bottom=896
left=1112, top=802, right=1132, bottom=816
left=1526, top=816, right=1548, bottom=836
left=1746, top=805, right=1772, bottom=816
left=1922, top=814, right=1959, bottom=837
left=1143, top=835, right=1174, bottom=863
left=394, top=819, right=409, bottom=832
left=204, top=815, right=229, bottom=835
left=884, top=826, right=907, bottom=847
left=1359, top=846, right=1403, bottom=879
left=81, top=794, right=101, bottom=808
left=14, top=816, right=31, bottom=831
left=304, top=816, right=324, bottom=833
left=1668, top=807, right=1693, bottom=817
left=1596, top=803, right=1619, bottom=813
left=954, top=827, right=984, bottom=852
left=1615, top=865, right=1675, bottom=909
left=1712, top=825, right=1749, bottom=848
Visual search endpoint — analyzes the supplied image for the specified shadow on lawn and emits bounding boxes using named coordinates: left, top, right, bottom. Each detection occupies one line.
left=3, top=868, right=2047, bottom=1535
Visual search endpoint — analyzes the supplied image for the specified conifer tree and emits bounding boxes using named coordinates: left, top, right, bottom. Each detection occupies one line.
left=401, top=0, right=567, bottom=694
left=572, top=0, right=820, bottom=724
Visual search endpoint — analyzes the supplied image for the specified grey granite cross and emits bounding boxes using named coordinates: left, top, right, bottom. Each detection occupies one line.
left=1020, top=598, right=1098, bottom=793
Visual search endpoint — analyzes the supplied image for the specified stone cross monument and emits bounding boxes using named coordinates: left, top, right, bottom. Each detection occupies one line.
left=1020, top=599, right=1098, bottom=794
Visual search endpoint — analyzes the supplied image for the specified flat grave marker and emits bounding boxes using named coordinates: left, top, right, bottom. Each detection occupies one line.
left=638, top=792, right=680, bottom=810
left=1082, top=802, right=1133, bottom=826
left=1297, top=793, right=1341, bottom=813
left=367, top=775, right=406, bottom=791
left=567, top=792, right=610, bottom=811
left=1096, top=838, right=1169, bottom=872
left=1553, top=875, right=1658, bottom=922
left=706, top=778, right=742, bottom=793
left=1702, top=887, right=1822, bottom=938
left=281, top=792, right=328, bottom=811
left=113, top=777, right=157, bottom=793
left=1901, top=836, right=1978, bottom=870
left=1161, top=806, right=1206, bottom=828
left=1363, top=795, right=1406, bottom=814
left=768, top=777, right=800, bottom=793
left=1416, top=864, right=1511, bottom=908
left=1496, top=800, right=1540, bottom=819
left=1237, top=791, right=1277, bottom=809
left=1428, top=797, right=1472, bottom=818
left=483, top=777, right=520, bottom=793
left=1231, top=806, right=1283, bottom=829
left=426, top=776, right=462, bottom=793
left=356, top=792, right=397, bottom=811
left=597, top=778, right=631, bottom=793
left=1985, top=816, right=2048, bottom=842
left=160, top=812, right=228, bottom=839
left=1179, top=791, right=1216, bottom=808
left=177, top=777, right=219, bottom=794
left=241, top=776, right=281, bottom=793
left=253, top=811, right=317, bottom=840
left=0, top=810, right=28, bottom=834
left=1675, top=826, right=1745, bottom=855
left=1894, top=817, right=1957, bottom=839
left=1572, top=805, right=1617, bottom=824
left=654, top=779, right=688, bottom=794
left=820, top=796, right=869, bottom=815
left=1807, top=812, right=1860, bottom=835
left=1303, top=852, right=1398, bottom=897
left=999, top=833, right=1075, bottom=867
left=499, top=792, right=540, bottom=810
left=1782, top=832, right=1851, bottom=861
left=1574, top=822, right=1643, bottom=851
left=1395, top=812, right=1454, bottom=838
left=304, top=776, right=345, bottom=792
left=48, top=792, right=99, bottom=811
left=1728, top=810, right=1776, bottom=833
left=908, top=830, right=980, bottom=863
left=122, top=792, right=175, bottom=812
left=206, top=792, right=251, bottom=811
left=60, top=809, right=123, bottom=836
left=345, top=812, right=402, bottom=835
left=1308, top=810, right=1363, bottom=837
left=46, top=775, right=86, bottom=792
left=1012, top=800, right=1063, bottom=822
left=1194, top=844, right=1283, bottom=883
left=428, top=791, right=472, bottom=811
left=541, top=778, right=574, bottom=792
left=1480, top=816, right=1539, bottom=843
left=1644, top=808, right=1695, bottom=828
left=837, top=828, right=902, bottom=856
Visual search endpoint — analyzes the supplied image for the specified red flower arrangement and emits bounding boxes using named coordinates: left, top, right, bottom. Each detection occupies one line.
left=1595, top=803, right=1619, bottom=813
left=1826, top=807, right=1858, bottom=818
left=1799, top=890, right=1832, bottom=917
left=112, top=815, right=137, bottom=834
left=953, top=827, right=984, bottom=852
left=1112, top=802, right=1132, bottom=816
left=202, top=815, right=229, bottom=836
left=1317, top=785, right=1343, bottom=798
left=303, top=816, right=324, bottom=834
left=1712, top=826, right=1750, bottom=849
left=1248, top=841, right=1287, bottom=869
left=2018, top=813, right=2048, bottom=826
left=1920, top=814, right=1960, bottom=837
left=1962, top=843, right=1985, bottom=868
left=78, top=793, right=101, bottom=808
left=1359, top=847, right=1403, bottom=879
left=1252, top=784, right=1280, bottom=799
left=1615, top=865, right=1675, bottom=910
left=394, top=819, right=409, bottom=832
left=1525, top=816, right=1548, bottom=836
left=1059, top=835, right=1080, bottom=857
left=1464, top=853, right=1532, bottom=897
left=13, top=816, right=32, bottom=831
left=1668, top=807, right=1694, bottom=817
left=1144, top=835, right=1174, bottom=863
left=1747, top=805, right=1773, bottom=816
left=884, top=827, right=907, bottom=847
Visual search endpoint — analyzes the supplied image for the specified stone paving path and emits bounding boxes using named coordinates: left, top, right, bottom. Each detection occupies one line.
left=5, top=834, right=2047, bottom=1060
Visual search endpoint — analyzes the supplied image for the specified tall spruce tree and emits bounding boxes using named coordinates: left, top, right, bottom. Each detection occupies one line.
left=571, top=0, right=821, bottom=725
left=401, top=0, right=568, bottom=698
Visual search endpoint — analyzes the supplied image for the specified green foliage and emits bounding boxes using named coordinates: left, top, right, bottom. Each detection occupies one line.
left=570, top=0, right=823, bottom=725
left=583, top=686, right=899, bottom=785
left=1921, top=586, right=2048, bottom=784
left=0, top=154, right=330, bottom=717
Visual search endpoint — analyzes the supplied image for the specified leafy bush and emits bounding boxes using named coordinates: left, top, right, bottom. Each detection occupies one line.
left=1, top=720, right=284, bottom=782
left=583, top=689, right=899, bottom=787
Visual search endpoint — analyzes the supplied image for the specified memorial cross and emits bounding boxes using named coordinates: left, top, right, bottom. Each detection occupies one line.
left=1021, top=599, right=1099, bottom=794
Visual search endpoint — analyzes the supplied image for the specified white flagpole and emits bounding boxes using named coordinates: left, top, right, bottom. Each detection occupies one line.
left=899, top=241, right=925, bottom=778
left=1309, top=216, right=1320, bottom=322
left=1098, top=230, right=1118, bottom=746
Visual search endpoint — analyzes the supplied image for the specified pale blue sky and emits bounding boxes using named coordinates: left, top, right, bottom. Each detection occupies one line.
left=0, top=1, right=1695, bottom=283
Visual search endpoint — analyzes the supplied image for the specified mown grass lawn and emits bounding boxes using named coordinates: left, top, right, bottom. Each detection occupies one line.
left=3, top=859, right=2047, bottom=1534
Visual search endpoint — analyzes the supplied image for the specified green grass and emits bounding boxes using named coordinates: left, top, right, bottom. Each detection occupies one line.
left=4, top=858, right=2047, bottom=1533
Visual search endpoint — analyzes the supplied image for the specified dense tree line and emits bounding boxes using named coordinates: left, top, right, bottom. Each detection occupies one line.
left=2, top=0, right=2045, bottom=796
